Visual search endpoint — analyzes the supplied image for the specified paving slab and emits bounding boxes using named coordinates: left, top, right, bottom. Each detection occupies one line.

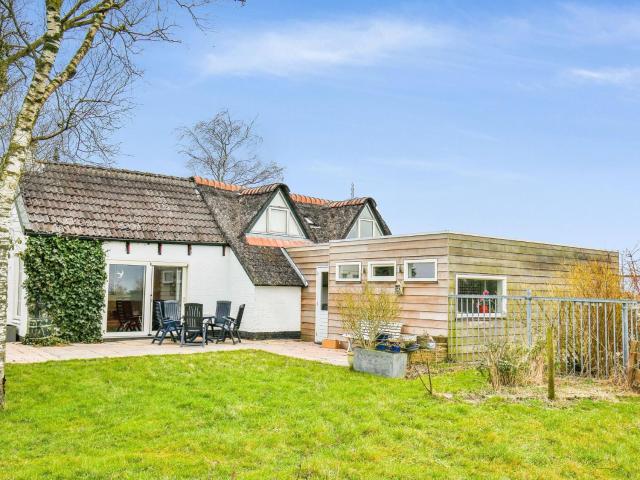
left=7, top=339, right=349, bottom=367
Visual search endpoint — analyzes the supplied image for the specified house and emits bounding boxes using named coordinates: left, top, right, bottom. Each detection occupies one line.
left=6, top=162, right=390, bottom=339
left=287, top=233, right=619, bottom=343
left=6, top=162, right=618, bottom=346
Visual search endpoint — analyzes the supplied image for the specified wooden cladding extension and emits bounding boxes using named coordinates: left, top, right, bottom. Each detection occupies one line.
left=286, top=233, right=619, bottom=342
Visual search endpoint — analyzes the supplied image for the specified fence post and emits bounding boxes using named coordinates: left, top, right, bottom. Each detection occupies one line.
left=622, top=302, right=630, bottom=367
left=526, top=290, right=532, bottom=347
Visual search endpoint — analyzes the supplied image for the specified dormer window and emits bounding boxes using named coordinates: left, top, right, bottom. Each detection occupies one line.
left=267, top=207, right=288, bottom=234
left=250, top=191, right=305, bottom=238
left=346, top=204, right=383, bottom=239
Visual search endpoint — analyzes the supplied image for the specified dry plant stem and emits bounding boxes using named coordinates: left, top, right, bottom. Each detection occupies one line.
left=547, top=325, right=555, bottom=401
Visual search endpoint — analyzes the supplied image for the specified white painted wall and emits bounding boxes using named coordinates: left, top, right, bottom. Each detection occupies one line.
left=7, top=205, right=27, bottom=335
left=102, top=241, right=299, bottom=335
left=103, top=241, right=230, bottom=316
left=252, top=286, right=301, bottom=332
left=7, top=217, right=303, bottom=337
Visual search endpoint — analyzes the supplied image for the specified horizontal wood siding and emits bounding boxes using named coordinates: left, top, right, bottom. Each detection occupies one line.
left=327, top=234, right=450, bottom=338
left=447, top=234, right=619, bottom=296
left=286, top=245, right=329, bottom=341
left=288, top=233, right=619, bottom=344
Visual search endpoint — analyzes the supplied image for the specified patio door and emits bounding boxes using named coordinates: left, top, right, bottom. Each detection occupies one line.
left=106, top=263, right=148, bottom=336
left=315, top=267, right=329, bottom=343
left=151, top=265, right=184, bottom=331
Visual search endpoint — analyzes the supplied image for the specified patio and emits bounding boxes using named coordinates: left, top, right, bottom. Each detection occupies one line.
left=7, top=339, right=348, bottom=367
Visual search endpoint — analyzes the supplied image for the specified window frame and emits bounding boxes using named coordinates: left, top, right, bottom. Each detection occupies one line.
left=335, top=261, right=362, bottom=282
left=266, top=206, right=289, bottom=235
left=358, top=218, right=375, bottom=239
left=367, top=261, right=397, bottom=282
left=403, top=259, right=438, bottom=282
left=455, top=274, right=508, bottom=318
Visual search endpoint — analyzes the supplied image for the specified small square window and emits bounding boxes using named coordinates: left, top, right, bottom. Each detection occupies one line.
left=404, top=259, right=437, bottom=282
left=267, top=208, right=287, bottom=234
left=368, top=261, right=396, bottom=281
left=336, top=262, right=361, bottom=282
left=359, top=219, right=374, bottom=238
left=456, top=275, right=507, bottom=315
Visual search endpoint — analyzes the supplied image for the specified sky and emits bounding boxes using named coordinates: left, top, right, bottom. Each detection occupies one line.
left=110, top=0, right=640, bottom=252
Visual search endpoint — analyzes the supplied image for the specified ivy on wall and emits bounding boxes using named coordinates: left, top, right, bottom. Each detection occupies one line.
left=22, top=236, right=106, bottom=343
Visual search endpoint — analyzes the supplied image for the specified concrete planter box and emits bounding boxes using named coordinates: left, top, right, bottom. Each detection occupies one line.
left=353, top=348, right=407, bottom=378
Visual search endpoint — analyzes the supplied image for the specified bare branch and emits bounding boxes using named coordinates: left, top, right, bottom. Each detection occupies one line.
left=177, top=109, right=285, bottom=187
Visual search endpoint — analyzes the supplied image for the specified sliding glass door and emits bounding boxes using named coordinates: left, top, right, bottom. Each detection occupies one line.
left=152, top=266, right=184, bottom=330
left=106, top=264, right=146, bottom=334
left=104, top=262, right=187, bottom=337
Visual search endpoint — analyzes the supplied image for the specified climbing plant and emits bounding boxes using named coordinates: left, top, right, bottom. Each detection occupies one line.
left=22, top=236, right=106, bottom=343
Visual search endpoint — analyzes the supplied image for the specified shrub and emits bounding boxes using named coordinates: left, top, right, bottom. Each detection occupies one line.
left=22, top=236, right=106, bottom=343
left=337, top=283, right=399, bottom=350
left=478, top=341, right=544, bottom=390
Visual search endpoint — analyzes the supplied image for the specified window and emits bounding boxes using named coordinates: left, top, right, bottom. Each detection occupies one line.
left=15, top=258, right=23, bottom=317
left=250, top=191, right=305, bottom=237
left=346, top=205, right=383, bottom=239
left=320, top=271, right=328, bottom=311
left=404, top=259, right=437, bottom=282
left=336, top=262, right=362, bottom=282
left=456, top=275, right=507, bottom=315
left=368, top=261, right=396, bottom=282
left=267, top=207, right=288, bottom=234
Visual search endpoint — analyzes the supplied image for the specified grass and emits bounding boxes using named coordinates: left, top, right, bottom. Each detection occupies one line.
left=1, top=350, right=640, bottom=479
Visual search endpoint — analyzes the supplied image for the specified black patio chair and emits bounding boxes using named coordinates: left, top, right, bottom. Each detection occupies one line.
left=163, top=300, right=181, bottom=323
left=115, top=300, right=142, bottom=332
left=219, top=304, right=245, bottom=345
left=180, top=303, right=207, bottom=347
left=151, top=301, right=180, bottom=345
left=207, top=300, right=231, bottom=343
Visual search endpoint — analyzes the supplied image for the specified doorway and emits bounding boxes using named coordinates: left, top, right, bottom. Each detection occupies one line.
left=315, top=267, right=329, bottom=343
left=152, top=266, right=184, bottom=330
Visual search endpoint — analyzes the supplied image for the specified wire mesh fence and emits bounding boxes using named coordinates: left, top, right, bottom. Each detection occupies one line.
left=448, top=294, right=640, bottom=379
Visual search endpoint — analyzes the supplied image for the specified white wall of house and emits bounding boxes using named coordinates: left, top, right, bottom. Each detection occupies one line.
left=252, top=286, right=301, bottom=333
left=7, top=218, right=303, bottom=338
left=103, top=241, right=298, bottom=336
left=7, top=205, right=27, bottom=336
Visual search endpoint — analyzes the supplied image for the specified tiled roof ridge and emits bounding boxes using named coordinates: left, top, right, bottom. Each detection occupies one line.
left=192, top=176, right=243, bottom=192
left=192, top=176, right=373, bottom=207
left=289, top=193, right=331, bottom=205
left=39, top=161, right=191, bottom=182
left=327, top=197, right=371, bottom=208
left=240, top=183, right=286, bottom=195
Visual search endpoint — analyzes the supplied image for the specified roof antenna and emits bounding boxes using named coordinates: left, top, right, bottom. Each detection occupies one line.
left=350, top=182, right=355, bottom=199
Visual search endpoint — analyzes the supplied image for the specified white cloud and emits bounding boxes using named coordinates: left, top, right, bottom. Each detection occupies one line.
left=567, top=67, right=640, bottom=86
left=202, top=17, right=453, bottom=77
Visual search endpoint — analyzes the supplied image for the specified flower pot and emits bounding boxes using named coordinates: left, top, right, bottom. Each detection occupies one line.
left=353, top=348, right=408, bottom=378
left=478, top=304, right=489, bottom=314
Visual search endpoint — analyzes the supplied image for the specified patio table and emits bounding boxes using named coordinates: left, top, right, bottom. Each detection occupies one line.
left=203, top=314, right=227, bottom=343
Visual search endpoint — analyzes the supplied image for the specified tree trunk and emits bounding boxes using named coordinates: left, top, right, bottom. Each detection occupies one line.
left=0, top=2, right=64, bottom=408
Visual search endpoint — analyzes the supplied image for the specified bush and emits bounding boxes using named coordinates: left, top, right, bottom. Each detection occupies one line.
left=23, top=236, right=106, bottom=343
left=478, top=341, right=544, bottom=390
left=337, top=283, right=400, bottom=350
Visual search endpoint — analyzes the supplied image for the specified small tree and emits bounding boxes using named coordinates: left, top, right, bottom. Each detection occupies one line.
left=177, top=109, right=284, bottom=187
left=337, top=283, right=399, bottom=350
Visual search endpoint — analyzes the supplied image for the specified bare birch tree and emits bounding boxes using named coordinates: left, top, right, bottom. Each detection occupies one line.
left=177, top=109, right=284, bottom=187
left=0, top=0, right=243, bottom=408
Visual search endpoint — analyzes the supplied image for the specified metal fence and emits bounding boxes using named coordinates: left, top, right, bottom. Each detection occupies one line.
left=448, top=294, right=640, bottom=378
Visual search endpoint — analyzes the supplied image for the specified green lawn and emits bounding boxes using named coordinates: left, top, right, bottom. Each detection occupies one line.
left=1, top=351, right=639, bottom=479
